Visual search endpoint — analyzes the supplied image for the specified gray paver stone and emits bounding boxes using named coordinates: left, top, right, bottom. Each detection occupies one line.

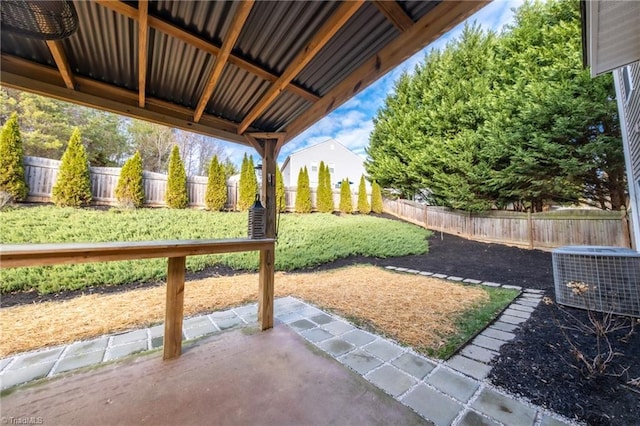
left=524, top=289, right=545, bottom=294
left=472, top=335, right=506, bottom=352
left=517, top=300, right=541, bottom=308
left=447, top=355, right=492, bottom=380
left=8, top=347, right=64, bottom=371
left=340, top=349, right=383, bottom=375
left=288, top=319, right=316, bottom=332
left=184, top=323, right=218, bottom=340
left=214, top=317, right=245, bottom=330
left=209, top=309, right=239, bottom=321
left=366, top=365, right=416, bottom=397
left=432, top=273, right=448, bottom=279
left=396, top=267, right=409, bottom=272
left=342, top=329, right=376, bottom=347
left=447, top=276, right=464, bottom=281
left=463, top=278, right=482, bottom=284
left=460, top=345, right=498, bottom=364
left=148, top=325, right=165, bottom=338
left=0, top=358, right=13, bottom=372
left=241, top=314, right=258, bottom=324
left=540, top=415, right=573, bottom=426
left=471, top=388, right=536, bottom=426
left=105, top=340, right=148, bottom=361
left=151, top=336, right=163, bottom=349
left=112, top=329, right=148, bottom=346
left=300, top=328, right=333, bottom=343
left=509, top=304, right=535, bottom=313
left=406, top=269, right=420, bottom=274
left=299, top=307, right=323, bottom=317
left=482, top=328, right=516, bottom=342
left=318, top=338, right=354, bottom=357
left=391, top=353, right=436, bottom=379
left=501, top=285, right=522, bottom=290
left=53, top=350, right=105, bottom=375
left=183, top=316, right=213, bottom=329
left=503, top=308, right=532, bottom=319
left=482, top=282, right=502, bottom=287
left=1, top=361, right=55, bottom=390
left=426, top=368, right=479, bottom=402
left=363, top=340, right=404, bottom=361
left=275, top=311, right=304, bottom=324
left=310, top=313, right=333, bottom=325
left=499, top=315, right=528, bottom=325
left=402, top=384, right=462, bottom=426
left=490, top=322, right=519, bottom=333
left=322, top=320, right=355, bottom=336
left=457, top=410, right=500, bottom=426
left=419, top=271, right=434, bottom=276
left=65, top=337, right=109, bottom=356
left=385, top=266, right=398, bottom=270
left=233, top=304, right=257, bottom=317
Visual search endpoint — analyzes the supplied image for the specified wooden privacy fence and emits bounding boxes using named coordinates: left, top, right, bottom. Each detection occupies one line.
left=384, top=198, right=632, bottom=249
left=23, top=156, right=369, bottom=211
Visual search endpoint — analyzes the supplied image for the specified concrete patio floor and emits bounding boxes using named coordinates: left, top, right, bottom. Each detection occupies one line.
left=1, top=323, right=427, bottom=426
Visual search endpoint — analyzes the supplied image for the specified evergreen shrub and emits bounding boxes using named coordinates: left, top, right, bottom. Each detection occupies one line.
left=339, top=179, right=353, bottom=214
left=357, top=175, right=370, bottom=214
left=165, top=145, right=188, bottom=209
left=115, top=151, right=144, bottom=208
left=52, top=128, right=92, bottom=207
left=0, top=113, right=29, bottom=202
left=295, top=167, right=312, bottom=213
left=371, top=181, right=383, bottom=214
left=205, top=155, right=227, bottom=211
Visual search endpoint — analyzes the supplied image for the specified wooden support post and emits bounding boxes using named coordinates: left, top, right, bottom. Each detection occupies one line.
left=528, top=211, right=534, bottom=249
left=164, top=256, right=186, bottom=359
left=258, top=138, right=277, bottom=330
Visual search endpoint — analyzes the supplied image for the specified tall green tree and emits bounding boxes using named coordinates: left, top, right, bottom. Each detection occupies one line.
left=295, top=167, right=312, bottom=213
left=238, top=154, right=258, bottom=211
left=205, top=155, right=227, bottom=211
left=317, top=161, right=334, bottom=213
left=0, top=113, right=29, bottom=201
left=339, top=179, right=353, bottom=214
left=276, top=167, right=286, bottom=213
left=357, top=175, right=370, bottom=214
left=115, top=151, right=144, bottom=208
left=371, top=181, right=383, bottom=214
left=165, top=145, right=188, bottom=209
left=52, top=128, right=92, bottom=207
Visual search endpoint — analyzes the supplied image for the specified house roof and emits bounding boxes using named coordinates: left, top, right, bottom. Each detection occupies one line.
left=280, top=138, right=360, bottom=171
left=582, top=0, right=640, bottom=76
left=0, top=0, right=486, bottom=150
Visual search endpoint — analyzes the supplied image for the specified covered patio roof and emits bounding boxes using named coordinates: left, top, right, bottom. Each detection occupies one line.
left=0, top=0, right=486, bottom=150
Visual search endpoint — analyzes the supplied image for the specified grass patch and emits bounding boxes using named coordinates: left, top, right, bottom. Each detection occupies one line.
left=0, top=206, right=429, bottom=294
left=0, top=266, right=515, bottom=358
left=421, top=287, right=519, bottom=359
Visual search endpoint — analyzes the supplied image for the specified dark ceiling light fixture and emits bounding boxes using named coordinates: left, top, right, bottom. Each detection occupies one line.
left=1, top=0, right=79, bottom=40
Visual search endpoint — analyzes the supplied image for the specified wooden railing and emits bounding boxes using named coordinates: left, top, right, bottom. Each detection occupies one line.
left=0, top=238, right=276, bottom=360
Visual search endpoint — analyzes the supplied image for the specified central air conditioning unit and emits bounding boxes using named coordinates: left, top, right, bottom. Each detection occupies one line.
left=552, top=246, right=640, bottom=317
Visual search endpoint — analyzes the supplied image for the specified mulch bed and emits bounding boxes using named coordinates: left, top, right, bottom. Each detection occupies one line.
left=2, top=221, right=638, bottom=424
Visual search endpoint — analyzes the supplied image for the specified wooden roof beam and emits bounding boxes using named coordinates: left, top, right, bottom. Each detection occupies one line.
left=93, top=0, right=319, bottom=104
left=373, top=1, right=413, bottom=32
left=237, top=0, right=365, bottom=135
left=284, top=1, right=489, bottom=142
left=194, top=1, right=254, bottom=123
left=45, top=40, right=75, bottom=90
left=138, top=0, right=149, bottom=108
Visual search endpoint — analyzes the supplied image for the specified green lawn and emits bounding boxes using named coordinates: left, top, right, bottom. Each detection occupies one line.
left=0, top=206, right=430, bottom=294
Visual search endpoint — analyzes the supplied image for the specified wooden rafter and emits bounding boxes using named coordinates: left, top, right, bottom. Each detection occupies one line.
left=194, top=1, right=254, bottom=123
left=283, top=1, right=489, bottom=142
left=93, top=0, right=319, bottom=103
left=245, top=132, right=287, bottom=158
left=1, top=55, right=251, bottom=144
left=373, top=1, right=413, bottom=32
left=237, top=0, right=365, bottom=135
left=45, top=40, right=75, bottom=90
left=138, top=0, right=149, bottom=108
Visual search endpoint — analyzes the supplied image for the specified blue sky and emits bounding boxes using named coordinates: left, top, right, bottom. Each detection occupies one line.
left=220, top=0, right=525, bottom=167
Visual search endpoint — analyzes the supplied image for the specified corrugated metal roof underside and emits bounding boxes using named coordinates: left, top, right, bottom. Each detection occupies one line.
left=66, top=1, right=137, bottom=89
left=233, top=1, right=341, bottom=76
left=148, top=29, right=214, bottom=108
left=294, top=2, right=399, bottom=96
left=0, top=33, right=52, bottom=66
left=253, top=91, right=311, bottom=132
left=206, top=62, right=271, bottom=124
left=399, top=0, right=440, bottom=22
left=151, top=0, right=238, bottom=47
